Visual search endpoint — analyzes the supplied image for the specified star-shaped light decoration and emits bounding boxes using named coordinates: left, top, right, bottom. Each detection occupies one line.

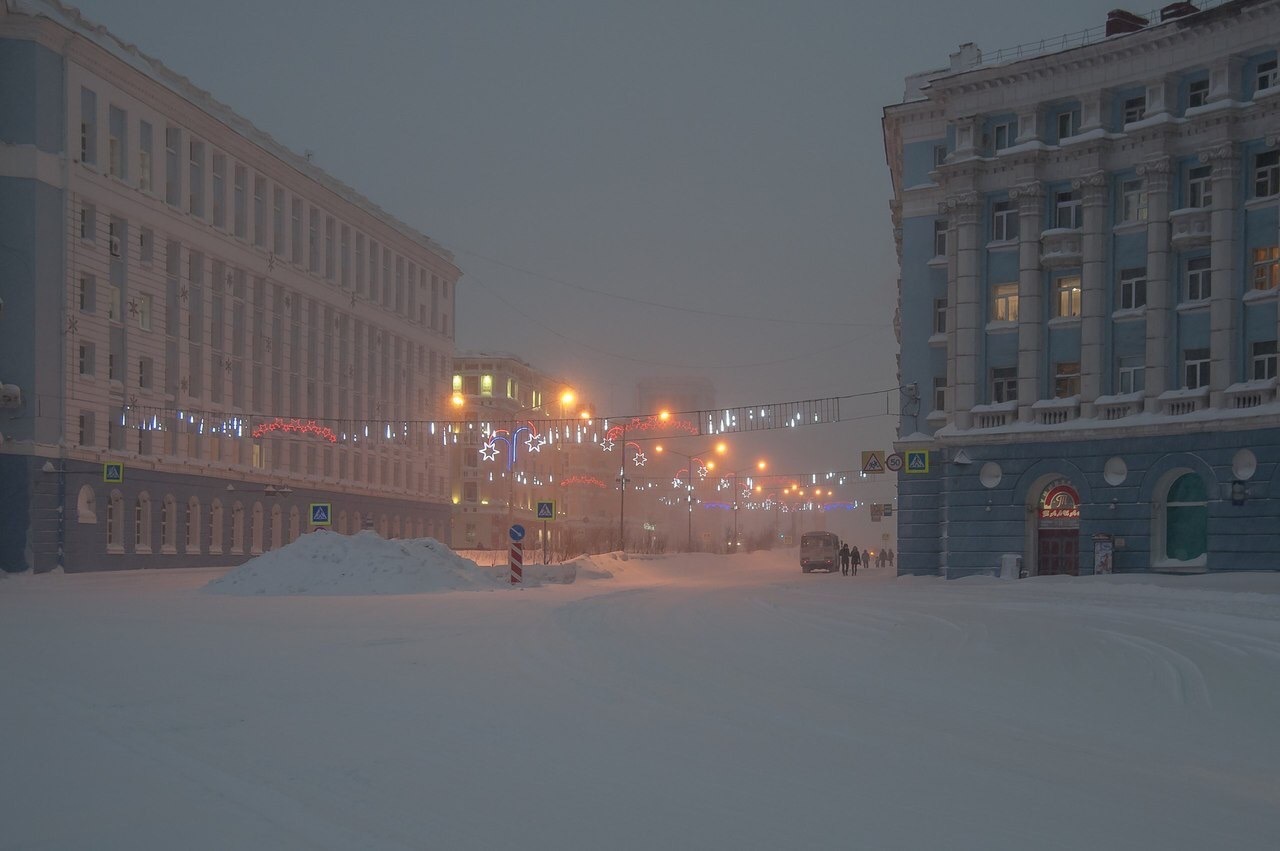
left=696, top=464, right=709, bottom=480
left=600, top=439, right=615, bottom=452
left=224, top=357, right=233, bottom=373
left=179, top=285, right=189, bottom=302
left=350, top=292, right=357, bottom=308
left=65, top=317, right=79, bottom=335
left=128, top=299, right=139, bottom=317
left=267, top=252, right=277, bottom=271
left=525, top=433, right=546, bottom=453
left=479, top=441, right=499, bottom=462
left=129, top=395, right=138, bottom=407
left=180, top=376, right=189, bottom=391
left=264, top=337, right=272, bottom=353
left=632, top=452, right=647, bottom=467
left=672, top=477, right=685, bottom=489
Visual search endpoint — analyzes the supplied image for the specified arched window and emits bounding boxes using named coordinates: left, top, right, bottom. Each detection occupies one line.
left=1153, top=469, right=1209, bottom=568
left=107, top=490, right=125, bottom=553
left=289, top=506, right=300, bottom=543
left=134, top=492, right=152, bottom=553
left=186, top=496, right=202, bottom=554
left=77, top=485, right=97, bottom=524
left=231, top=501, right=245, bottom=555
left=210, top=499, right=224, bottom=555
left=270, top=504, right=282, bottom=550
left=251, top=502, right=264, bottom=555
left=161, top=494, right=178, bottom=553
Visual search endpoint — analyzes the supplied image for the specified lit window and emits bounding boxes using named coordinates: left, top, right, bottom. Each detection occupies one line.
left=480, top=374, right=494, bottom=396
left=1054, top=361, right=1080, bottom=398
left=1119, top=267, right=1147, bottom=310
left=991, top=283, right=1019, bottom=322
left=1253, top=246, right=1279, bottom=290
left=1054, top=276, right=1081, bottom=318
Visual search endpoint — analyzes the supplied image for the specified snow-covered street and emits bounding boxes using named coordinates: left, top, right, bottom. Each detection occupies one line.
left=3, top=540, right=1279, bottom=850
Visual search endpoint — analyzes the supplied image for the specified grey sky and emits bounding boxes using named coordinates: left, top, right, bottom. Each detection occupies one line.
left=66, top=0, right=1139, bottom=500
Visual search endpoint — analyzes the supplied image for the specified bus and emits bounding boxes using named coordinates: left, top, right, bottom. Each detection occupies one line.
left=800, top=531, right=841, bottom=573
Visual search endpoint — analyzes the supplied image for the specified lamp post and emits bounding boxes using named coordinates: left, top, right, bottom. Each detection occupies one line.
left=656, top=441, right=726, bottom=552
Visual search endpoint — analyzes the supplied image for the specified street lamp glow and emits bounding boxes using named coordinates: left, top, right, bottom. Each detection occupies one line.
left=659, top=410, right=671, bottom=421
left=561, top=390, right=575, bottom=406
left=450, top=393, right=465, bottom=407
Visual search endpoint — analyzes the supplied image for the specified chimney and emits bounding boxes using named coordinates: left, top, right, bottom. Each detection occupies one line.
left=1106, top=9, right=1149, bottom=35
left=1160, top=2, right=1199, bottom=21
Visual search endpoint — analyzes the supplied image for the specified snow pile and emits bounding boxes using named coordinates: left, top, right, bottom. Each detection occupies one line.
left=203, top=530, right=619, bottom=595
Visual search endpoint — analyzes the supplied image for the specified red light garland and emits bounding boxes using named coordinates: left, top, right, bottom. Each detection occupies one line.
left=251, top=418, right=339, bottom=443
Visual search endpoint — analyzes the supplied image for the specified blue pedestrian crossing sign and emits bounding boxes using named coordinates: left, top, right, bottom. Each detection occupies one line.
left=102, top=463, right=124, bottom=483
left=310, top=503, right=332, bottom=526
left=905, top=450, right=930, bottom=474
left=536, top=500, right=556, bottom=520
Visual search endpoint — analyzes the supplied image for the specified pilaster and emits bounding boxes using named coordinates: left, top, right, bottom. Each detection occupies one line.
left=942, top=190, right=983, bottom=429
left=1138, top=156, right=1173, bottom=411
left=1204, top=142, right=1239, bottom=405
left=1075, top=171, right=1109, bottom=415
left=1011, top=180, right=1044, bottom=422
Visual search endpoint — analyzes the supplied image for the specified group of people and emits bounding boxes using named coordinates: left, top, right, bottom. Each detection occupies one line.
left=838, top=543, right=894, bottom=576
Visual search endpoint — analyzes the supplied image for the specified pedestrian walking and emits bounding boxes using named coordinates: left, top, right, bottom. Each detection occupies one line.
left=861, top=549, right=870, bottom=569
left=850, top=545, right=860, bottom=576
left=886, top=548, right=895, bottom=569
left=839, top=543, right=851, bottom=576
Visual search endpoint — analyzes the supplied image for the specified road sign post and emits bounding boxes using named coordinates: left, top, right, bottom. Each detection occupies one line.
left=509, top=524, right=525, bottom=584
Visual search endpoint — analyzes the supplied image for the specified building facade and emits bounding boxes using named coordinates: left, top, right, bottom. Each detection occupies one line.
left=0, top=0, right=460, bottom=572
left=883, top=0, right=1280, bottom=577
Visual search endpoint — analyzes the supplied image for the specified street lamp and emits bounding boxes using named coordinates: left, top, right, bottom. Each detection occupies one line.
left=656, top=441, right=726, bottom=552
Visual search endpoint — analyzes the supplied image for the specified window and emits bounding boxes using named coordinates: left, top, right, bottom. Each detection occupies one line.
left=1258, top=59, right=1279, bottom=93
left=933, top=377, right=946, bottom=412
left=78, top=274, right=96, bottom=312
left=108, top=105, right=126, bottom=179
left=480, top=374, right=494, bottom=396
left=291, top=198, right=303, bottom=264
left=1255, top=150, right=1280, bottom=198
left=1054, top=361, right=1081, bottom=398
left=1117, top=356, right=1145, bottom=394
left=991, top=201, right=1018, bottom=241
left=1120, top=178, right=1147, bottom=223
left=1253, top=246, right=1280, bottom=290
left=1187, top=165, right=1212, bottom=208
left=79, top=88, right=97, bottom=165
left=463, top=481, right=478, bottom=503
left=1054, top=190, right=1082, bottom=229
left=165, top=127, right=181, bottom=207
left=992, top=121, right=1015, bottom=151
left=137, top=293, right=153, bottom=331
left=211, top=152, right=226, bottom=227
left=189, top=139, right=205, bottom=218
left=78, top=411, right=95, bottom=446
left=933, top=220, right=947, bottom=256
left=253, top=176, right=266, bottom=247
left=139, top=356, right=154, bottom=388
left=1119, top=267, right=1147, bottom=310
left=1186, top=256, right=1211, bottom=301
left=1163, top=473, right=1207, bottom=562
left=1056, top=109, right=1079, bottom=140
left=234, top=164, right=248, bottom=238
left=308, top=206, right=320, bottom=272
left=991, top=367, right=1017, bottom=403
left=933, top=297, right=948, bottom=334
left=933, top=145, right=947, bottom=168
left=107, top=283, right=122, bottom=322
left=991, top=283, right=1019, bottom=322
left=273, top=187, right=286, bottom=255
left=1123, top=96, right=1146, bottom=124
left=79, top=204, right=95, bottom=240
left=1183, top=348, right=1210, bottom=389
left=138, top=121, right=153, bottom=192
left=139, top=227, right=154, bottom=264
left=1054, top=275, right=1082, bottom=318
left=78, top=342, right=95, bottom=376
left=108, top=352, right=118, bottom=382
left=1253, top=340, right=1278, bottom=380
left=1187, top=78, right=1209, bottom=109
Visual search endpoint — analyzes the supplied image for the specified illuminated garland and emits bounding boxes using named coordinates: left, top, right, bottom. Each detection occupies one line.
left=605, top=415, right=698, bottom=442
left=561, top=475, right=607, bottom=488
left=251, top=418, right=338, bottom=443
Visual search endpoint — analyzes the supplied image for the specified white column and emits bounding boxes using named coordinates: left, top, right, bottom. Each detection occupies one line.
left=1011, top=180, right=1044, bottom=422
left=1076, top=170, right=1109, bottom=416
left=1138, top=156, right=1173, bottom=411
left=944, top=191, right=983, bottom=429
left=1205, top=143, right=1239, bottom=407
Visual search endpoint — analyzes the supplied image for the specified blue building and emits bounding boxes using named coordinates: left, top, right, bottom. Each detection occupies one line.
left=882, top=1, right=1280, bottom=577
left=0, top=1, right=460, bottom=572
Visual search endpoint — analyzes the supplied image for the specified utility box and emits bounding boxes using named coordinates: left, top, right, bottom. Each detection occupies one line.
left=1000, top=553, right=1023, bottom=579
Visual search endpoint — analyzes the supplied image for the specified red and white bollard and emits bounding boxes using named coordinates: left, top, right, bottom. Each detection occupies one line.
left=509, top=540, right=523, bottom=585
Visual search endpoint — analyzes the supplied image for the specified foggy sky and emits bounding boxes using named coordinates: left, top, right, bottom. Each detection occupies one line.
left=64, top=0, right=1140, bottom=517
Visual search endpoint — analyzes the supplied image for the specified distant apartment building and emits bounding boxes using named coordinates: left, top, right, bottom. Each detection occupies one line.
left=883, top=1, right=1280, bottom=576
left=0, top=0, right=459, bottom=571
left=449, top=353, right=622, bottom=552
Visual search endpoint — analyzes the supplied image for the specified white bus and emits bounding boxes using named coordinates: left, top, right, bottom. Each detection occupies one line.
left=800, top=531, right=841, bottom=573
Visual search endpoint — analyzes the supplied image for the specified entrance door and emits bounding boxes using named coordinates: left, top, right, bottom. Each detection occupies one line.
left=1037, top=528, right=1079, bottom=576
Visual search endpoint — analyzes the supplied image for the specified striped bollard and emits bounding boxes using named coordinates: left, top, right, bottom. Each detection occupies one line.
left=510, top=540, right=523, bottom=584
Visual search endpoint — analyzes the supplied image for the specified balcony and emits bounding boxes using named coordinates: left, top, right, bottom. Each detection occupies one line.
left=1031, top=395, right=1080, bottom=424
left=970, top=400, right=1017, bottom=429
left=1157, top=386, right=1209, bottom=415
left=1094, top=391, right=1143, bottom=421
left=1169, top=207, right=1211, bottom=249
left=1040, top=228, right=1082, bottom=267
left=1223, top=379, right=1278, bottom=410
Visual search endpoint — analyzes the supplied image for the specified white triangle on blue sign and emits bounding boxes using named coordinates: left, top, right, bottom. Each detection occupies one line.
left=907, top=453, right=926, bottom=470
left=312, top=505, right=329, bottom=522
